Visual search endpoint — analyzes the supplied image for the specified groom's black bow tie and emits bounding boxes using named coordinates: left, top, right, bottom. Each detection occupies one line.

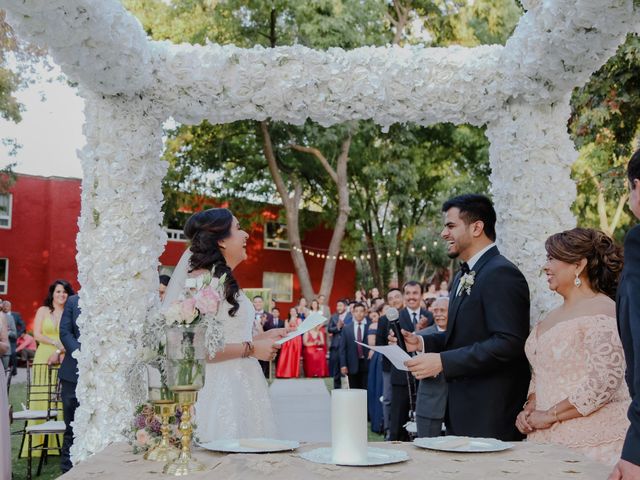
left=460, top=262, right=470, bottom=275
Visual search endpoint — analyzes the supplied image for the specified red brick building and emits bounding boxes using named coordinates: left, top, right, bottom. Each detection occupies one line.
left=0, top=174, right=356, bottom=328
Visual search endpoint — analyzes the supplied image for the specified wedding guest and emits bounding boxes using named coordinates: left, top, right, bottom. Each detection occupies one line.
left=339, top=303, right=370, bottom=389
left=328, top=300, right=351, bottom=388
left=276, top=308, right=302, bottom=378
left=317, top=294, right=331, bottom=318
left=609, top=150, right=640, bottom=479
left=367, top=308, right=385, bottom=434
left=3, top=301, right=25, bottom=337
left=3, top=301, right=24, bottom=375
left=437, top=280, right=449, bottom=297
left=2, top=309, right=16, bottom=375
left=296, top=297, right=309, bottom=320
left=59, top=294, right=81, bottom=473
left=379, top=281, right=433, bottom=441
left=423, top=283, right=438, bottom=301
left=516, top=228, right=629, bottom=465
left=354, top=289, right=365, bottom=304
left=369, top=287, right=380, bottom=306
left=0, top=315, right=10, bottom=480
left=310, top=299, right=321, bottom=313
left=401, top=194, right=530, bottom=441
left=253, top=295, right=273, bottom=377
left=263, top=307, right=284, bottom=332
left=0, top=313, right=10, bottom=370
left=302, top=325, right=328, bottom=377
left=376, top=288, right=404, bottom=439
left=22, top=279, right=75, bottom=458
left=158, top=274, right=171, bottom=302
left=415, top=297, right=449, bottom=438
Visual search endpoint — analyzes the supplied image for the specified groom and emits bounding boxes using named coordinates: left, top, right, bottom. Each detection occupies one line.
left=400, top=194, right=530, bottom=441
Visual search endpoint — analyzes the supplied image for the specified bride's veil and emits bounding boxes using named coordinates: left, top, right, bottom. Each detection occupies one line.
left=161, top=248, right=192, bottom=311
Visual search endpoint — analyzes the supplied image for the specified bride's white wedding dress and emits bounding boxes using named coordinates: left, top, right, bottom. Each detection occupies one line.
left=194, top=290, right=277, bottom=442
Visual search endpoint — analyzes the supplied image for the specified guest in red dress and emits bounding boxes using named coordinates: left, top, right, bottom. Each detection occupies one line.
left=275, top=308, right=302, bottom=378
left=302, top=325, right=329, bottom=377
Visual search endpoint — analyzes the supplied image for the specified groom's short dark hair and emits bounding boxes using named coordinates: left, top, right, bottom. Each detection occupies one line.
left=629, top=149, right=640, bottom=187
left=442, top=194, right=497, bottom=241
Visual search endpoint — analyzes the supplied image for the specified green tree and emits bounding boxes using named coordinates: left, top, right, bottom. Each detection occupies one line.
left=570, top=34, right=640, bottom=239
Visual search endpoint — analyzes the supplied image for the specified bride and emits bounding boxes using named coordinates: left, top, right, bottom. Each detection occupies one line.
left=167, top=208, right=285, bottom=441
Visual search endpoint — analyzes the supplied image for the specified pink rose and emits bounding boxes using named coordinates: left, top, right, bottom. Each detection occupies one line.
left=136, top=429, right=151, bottom=446
left=194, top=286, right=221, bottom=315
left=180, top=297, right=198, bottom=324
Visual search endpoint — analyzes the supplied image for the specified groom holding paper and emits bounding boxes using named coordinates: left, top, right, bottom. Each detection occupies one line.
left=395, top=194, right=530, bottom=441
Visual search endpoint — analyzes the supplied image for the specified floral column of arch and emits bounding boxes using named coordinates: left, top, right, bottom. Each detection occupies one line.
left=71, top=92, right=167, bottom=459
left=487, top=99, right=579, bottom=318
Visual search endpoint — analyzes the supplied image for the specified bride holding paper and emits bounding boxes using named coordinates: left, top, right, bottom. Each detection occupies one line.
left=165, top=208, right=286, bottom=442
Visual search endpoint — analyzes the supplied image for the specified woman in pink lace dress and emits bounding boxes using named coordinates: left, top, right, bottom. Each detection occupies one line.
left=516, top=228, right=630, bottom=465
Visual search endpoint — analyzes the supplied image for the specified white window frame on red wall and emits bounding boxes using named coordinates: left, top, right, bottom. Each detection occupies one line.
left=0, top=193, right=12, bottom=229
left=0, top=258, right=8, bottom=295
left=262, top=272, right=293, bottom=303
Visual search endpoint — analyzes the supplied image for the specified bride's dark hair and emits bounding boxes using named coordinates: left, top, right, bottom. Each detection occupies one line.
left=184, top=208, right=240, bottom=317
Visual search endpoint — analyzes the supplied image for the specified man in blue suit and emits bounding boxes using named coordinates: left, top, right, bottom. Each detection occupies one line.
left=339, top=302, right=369, bottom=389
left=610, top=151, right=640, bottom=480
left=328, top=299, right=351, bottom=388
left=59, top=294, right=81, bottom=474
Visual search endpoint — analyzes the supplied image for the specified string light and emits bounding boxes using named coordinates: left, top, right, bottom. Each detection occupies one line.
left=282, top=240, right=443, bottom=262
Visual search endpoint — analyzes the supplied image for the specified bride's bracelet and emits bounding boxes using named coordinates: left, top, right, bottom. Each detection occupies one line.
left=241, top=341, right=254, bottom=358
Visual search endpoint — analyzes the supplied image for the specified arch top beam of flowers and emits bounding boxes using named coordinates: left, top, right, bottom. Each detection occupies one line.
left=2, top=0, right=638, bottom=128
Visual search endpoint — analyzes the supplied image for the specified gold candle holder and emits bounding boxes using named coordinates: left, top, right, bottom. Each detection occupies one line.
left=144, top=400, right=180, bottom=462
left=163, top=388, right=205, bottom=476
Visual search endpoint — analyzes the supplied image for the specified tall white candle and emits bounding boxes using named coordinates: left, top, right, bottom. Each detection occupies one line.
left=331, top=389, right=368, bottom=464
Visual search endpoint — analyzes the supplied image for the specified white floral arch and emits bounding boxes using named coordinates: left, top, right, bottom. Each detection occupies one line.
left=1, top=0, right=639, bottom=462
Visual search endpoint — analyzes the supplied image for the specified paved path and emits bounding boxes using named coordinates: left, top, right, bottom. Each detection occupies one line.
left=270, top=379, right=331, bottom=442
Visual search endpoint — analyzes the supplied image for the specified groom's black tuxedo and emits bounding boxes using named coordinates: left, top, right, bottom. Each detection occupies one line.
left=421, top=246, right=530, bottom=441
left=617, top=225, right=640, bottom=465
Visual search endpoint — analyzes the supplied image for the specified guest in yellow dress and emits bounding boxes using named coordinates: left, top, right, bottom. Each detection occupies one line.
left=20, top=279, right=75, bottom=458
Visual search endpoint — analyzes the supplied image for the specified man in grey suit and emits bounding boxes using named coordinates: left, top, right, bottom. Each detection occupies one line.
left=415, top=297, right=449, bottom=438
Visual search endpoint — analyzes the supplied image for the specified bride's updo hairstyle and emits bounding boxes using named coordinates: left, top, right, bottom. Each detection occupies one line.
left=545, top=227, right=623, bottom=299
left=184, top=208, right=240, bottom=316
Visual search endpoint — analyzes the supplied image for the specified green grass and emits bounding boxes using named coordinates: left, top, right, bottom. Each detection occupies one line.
left=9, top=382, right=61, bottom=480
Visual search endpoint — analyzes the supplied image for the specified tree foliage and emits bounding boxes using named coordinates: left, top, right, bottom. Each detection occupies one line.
left=569, top=34, right=640, bottom=240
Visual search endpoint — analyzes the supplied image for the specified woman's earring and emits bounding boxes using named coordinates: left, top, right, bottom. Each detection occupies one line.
left=574, top=273, right=582, bottom=288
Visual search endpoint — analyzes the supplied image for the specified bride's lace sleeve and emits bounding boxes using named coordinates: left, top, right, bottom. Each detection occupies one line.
left=568, top=316, right=626, bottom=416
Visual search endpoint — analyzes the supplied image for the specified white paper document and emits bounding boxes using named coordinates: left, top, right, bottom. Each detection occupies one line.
left=356, top=342, right=411, bottom=371
left=275, top=312, right=327, bottom=345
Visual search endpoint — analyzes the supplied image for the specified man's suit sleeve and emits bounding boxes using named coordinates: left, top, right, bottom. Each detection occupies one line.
left=375, top=316, right=388, bottom=346
left=440, top=264, right=530, bottom=379
left=621, top=227, right=640, bottom=465
left=421, top=331, right=446, bottom=353
left=339, top=328, right=347, bottom=368
left=14, top=313, right=25, bottom=336
left=60, top=299, right=81, bottom=355
left=328, top=315, right=340, bottom=335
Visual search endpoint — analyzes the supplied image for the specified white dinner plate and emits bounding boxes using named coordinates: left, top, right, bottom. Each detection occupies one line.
left=299, top=447, right=409, bottom=466
left=413, top=435, right=512, bottom=453
left=198, top=438, right=300, bottom=453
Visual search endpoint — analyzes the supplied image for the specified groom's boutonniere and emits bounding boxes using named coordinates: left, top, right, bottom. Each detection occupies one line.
left=459, top=271, right=476, bottom=296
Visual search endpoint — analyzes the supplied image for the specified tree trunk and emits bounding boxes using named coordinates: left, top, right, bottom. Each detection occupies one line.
left=289, top=135, right=352, bottom=299
left=260, top=121, right=316, bottom=300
